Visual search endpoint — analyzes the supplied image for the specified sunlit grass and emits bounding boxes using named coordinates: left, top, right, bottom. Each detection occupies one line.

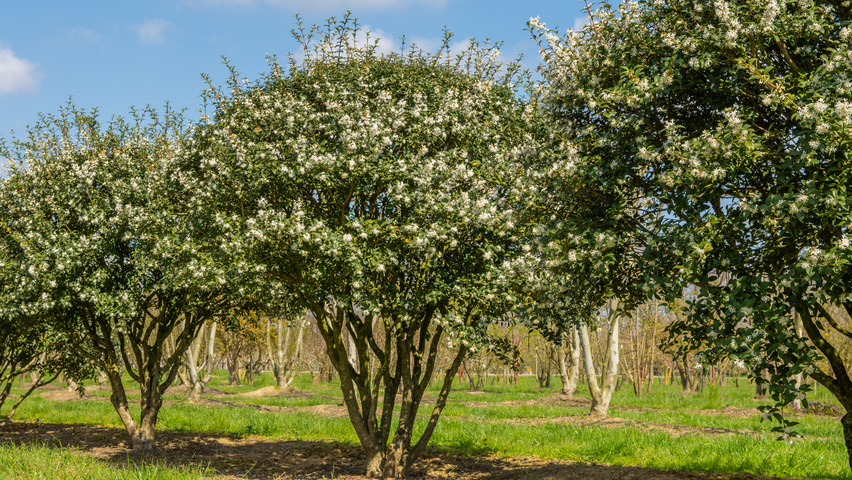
left=0, top=443, right=215, bottom=480
left=2, top=371, right=847, bottom=479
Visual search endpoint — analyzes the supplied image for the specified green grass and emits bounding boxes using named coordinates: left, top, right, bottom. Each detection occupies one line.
left=2, top=371, right=848, bottom=479
left=0, top=443, right=216, bottom=480
left=428, top=417, right=846, bottom=478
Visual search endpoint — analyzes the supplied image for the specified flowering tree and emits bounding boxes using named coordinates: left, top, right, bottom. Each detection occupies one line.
left=516, top=69, right=649, bottom=417
left=188, top=16, right=536, bottom=477
left=534, top=0, right=852, bottom=470
left=0, top=104, right=245, bottom=452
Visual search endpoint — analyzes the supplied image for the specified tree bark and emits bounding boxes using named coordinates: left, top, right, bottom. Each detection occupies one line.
left=185, top=322, right=205, bottom=400
left=792, top=311, right=805, bottom=409
left=314, top=299, right=466, bottom=478
left=559, top=327, right=580, bottom=397
left=580, top=297, right=621, bottom=417
left=843, top=413, right=852, bottom=474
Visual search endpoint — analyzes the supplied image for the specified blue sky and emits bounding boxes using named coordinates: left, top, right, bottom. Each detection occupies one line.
left=0, top=1, right=585, bottom=143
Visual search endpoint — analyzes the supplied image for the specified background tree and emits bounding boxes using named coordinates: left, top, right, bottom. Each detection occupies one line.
left=178, top=319, right=219, bottom=400
left=266, top=313, right=307, bottom=389
left=218, top=315, right=267, bottom=385
left=188, top=16, right=537, bottom=477
left=534, top=0, right=852, bottom=470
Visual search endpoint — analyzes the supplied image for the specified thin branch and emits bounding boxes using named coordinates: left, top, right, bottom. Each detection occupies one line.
left=774, top=37, right=800, bottom=74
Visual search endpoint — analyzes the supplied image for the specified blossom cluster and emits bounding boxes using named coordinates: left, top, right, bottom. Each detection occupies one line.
left=181, top=28, right=542, bottom=348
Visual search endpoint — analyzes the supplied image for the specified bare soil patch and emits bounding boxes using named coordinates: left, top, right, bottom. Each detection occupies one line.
left=38, top=388, right=104, bottom=402
left=238, top=386, right=285, bottom=398
left=165, top=385, right=235, bottom=396
left=0, top=422, right=785, bottom=480
left=199, top=397, right=349, bottom=417
left=697, top=405, right=762, bottom=418
left=459, top=394, right=765, bottom=420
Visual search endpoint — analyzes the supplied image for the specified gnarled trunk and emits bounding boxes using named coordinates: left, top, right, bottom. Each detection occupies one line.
left=314, top=300, right=466, bottom=478
left=79, top=305, right=213, bottom=454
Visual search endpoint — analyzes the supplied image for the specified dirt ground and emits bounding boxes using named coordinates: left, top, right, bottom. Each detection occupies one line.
left=0, top=421, right=784, bottom=480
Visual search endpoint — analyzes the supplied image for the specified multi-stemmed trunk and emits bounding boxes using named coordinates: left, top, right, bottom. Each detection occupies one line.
left=314, top=300, right=467, bottom=478
left=535, top=342, right=555, bottom=388
left=579, top=297, right=621, bottom=417
left=185, top=321, right=218, bottom=401
left=558, top=326, right=580, bottom=398
left=104, top=364, right=162, bottom=453
left=266, top=316, right=306, bottom=389
left=0, top=352, right=59, bottom=421
left=74, top=301, right=214, bottom=453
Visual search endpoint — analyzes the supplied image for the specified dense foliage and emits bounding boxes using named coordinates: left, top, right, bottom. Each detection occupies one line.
left=533, top=0, right=852, bottom=470
left=0, top=104, right=245, bottom=451
left=184, top=17, right=538, bottom=477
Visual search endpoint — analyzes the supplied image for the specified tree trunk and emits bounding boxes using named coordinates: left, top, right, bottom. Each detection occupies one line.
left=646, top=302, right=657, bottom=393
left=185, top=322, right=205, bottom=400
left=65, top=377, right=78, bottom=393
left=559, top=327, right=580, bottom=397
left=104, top=367, right=157, bottom=453
left=792, top=311, right=805, bottom=409
left=202, top=321, right=218, bottom=385
left=676, top=356, right=693, bottom=393
left=315, top=300, right=466, bottom=478
left=580, top=298, right=621, bottom=417
left=843, top=413, right=852, bottom=474
left=277, top=317, right=293, bottom=388
left=227, top=353, right=241, bottom=385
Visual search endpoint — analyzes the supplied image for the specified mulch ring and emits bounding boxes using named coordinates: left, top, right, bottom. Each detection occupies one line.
left=0, top=421, right=789, bottom=480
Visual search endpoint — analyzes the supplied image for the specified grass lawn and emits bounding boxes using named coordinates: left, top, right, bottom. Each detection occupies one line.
left=0, top=371, right=846, bottom=479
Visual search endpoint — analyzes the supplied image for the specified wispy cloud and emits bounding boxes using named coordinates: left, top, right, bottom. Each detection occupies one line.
left=0, top=45, right=40, bottom=95
left=187, top=0, right=447, bottom=11
left=136, top=19, right=175, bottom=44
left=67, top=27, right=103, bottom=45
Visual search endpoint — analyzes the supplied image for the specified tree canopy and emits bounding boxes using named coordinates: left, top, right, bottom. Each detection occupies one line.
left=534, top=0, right=852, bottom=469
left=0, top=104, right=247, bottom=452
left=186, top=16, right=539, bottom=477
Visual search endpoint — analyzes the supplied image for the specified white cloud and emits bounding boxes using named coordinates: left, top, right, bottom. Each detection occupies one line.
left=573, top=16, right=589, bottom=32
left=136, top=19, right=175, bottom=44
left=187, top=0, right=446, bottom=10
left=0, top=45, right=40, bottom=95
left=356, top=26, right=397, bottom=55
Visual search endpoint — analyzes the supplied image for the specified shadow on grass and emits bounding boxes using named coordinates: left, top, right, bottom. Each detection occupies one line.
left=0, top=421, right=812, bottom=480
